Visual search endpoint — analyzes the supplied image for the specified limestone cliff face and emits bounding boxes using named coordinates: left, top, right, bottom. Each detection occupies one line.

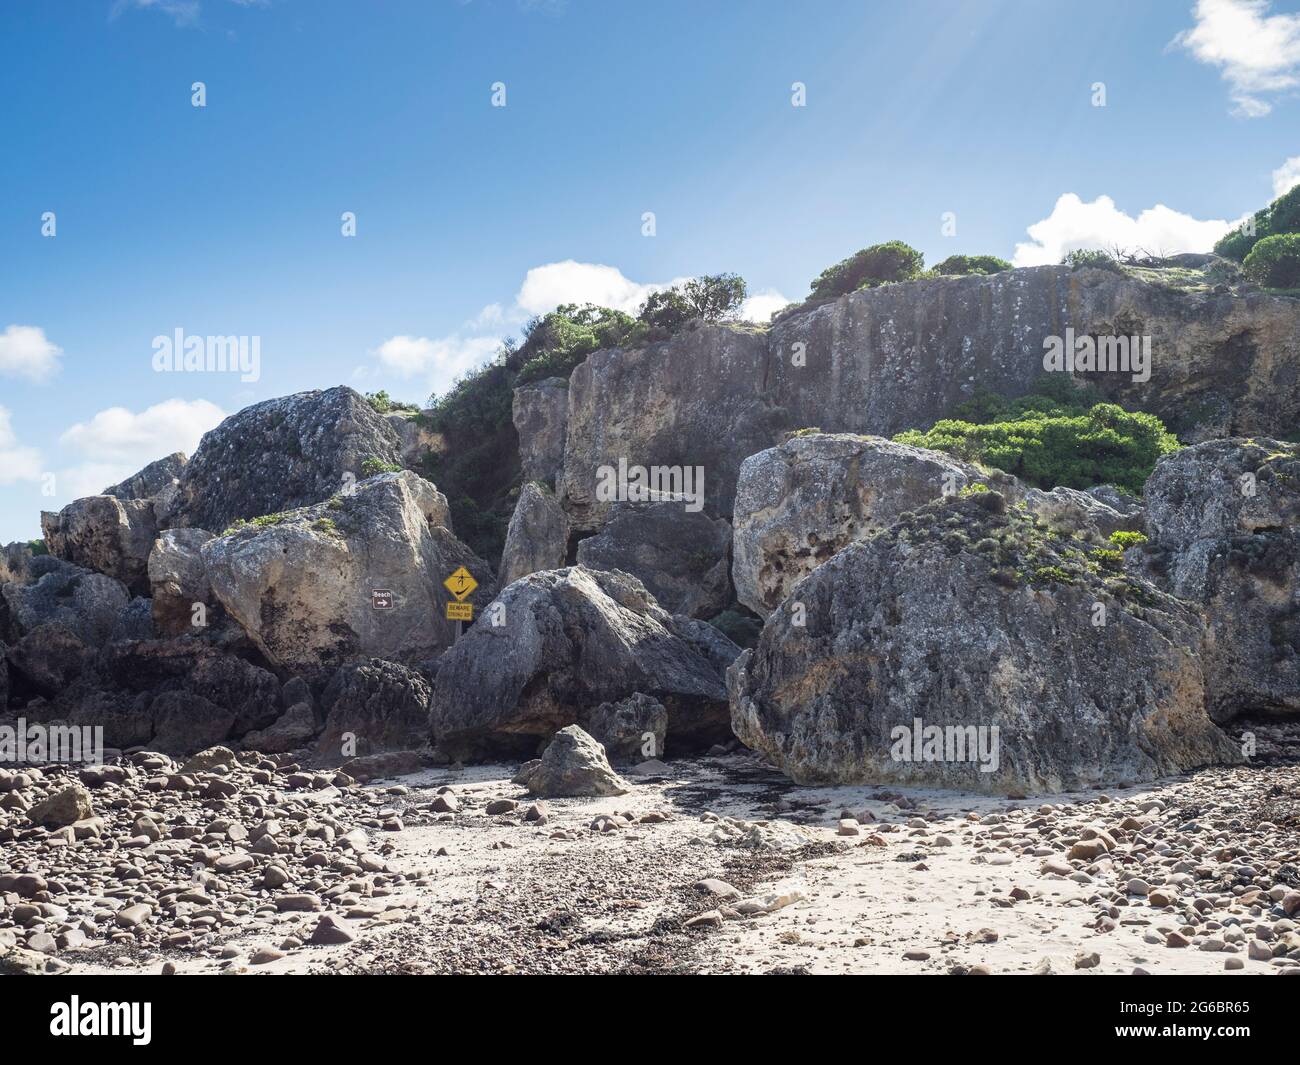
left=548, top=266, right=1300, bottom=530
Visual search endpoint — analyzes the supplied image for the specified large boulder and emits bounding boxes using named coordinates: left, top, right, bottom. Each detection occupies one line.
left=576, top=501, right=732, bottom=618
left=316, top=658, right=432, bottom=762
left=499, top=482, right=569, bottom=587
left=430, top=566, right=738, bottom=759
left=732, top=433, right=1140, bottom=616
left=732, top=434, right=1002, bottom=616
left=2, top=560, right=130, bottom=646
left=729, top=491, right=1240, bottom=794
left=40, top=495, right=159, bottom=595
left=516, top=726, right=631, bottom=797
left=1140, top=438, right=1300, bottom=721
left=172, top=386, right=402, bottom=533
left=202, top=471, right=493, bottom=673
left=512, top=378, right=569, bottom=487
left=148, top=528, right=218, bottom=637
left=103, top=452, right=186, bottom=502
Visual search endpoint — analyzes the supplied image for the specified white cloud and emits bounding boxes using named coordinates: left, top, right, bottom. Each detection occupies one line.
left=739, top=289, right=792, bottom=324
left=1012, top=193, right=1233, bottom=267
left=1274, top=154, right=1300, bottom=195
left=0, top=407, right=43, bottom=486
left=514, top=260, right=691, bottom=317
left=56, top=463, right=136, bottom=500
left=369, top=334, right=501, bottom=380
left=59, top=398, right=225, bottom=464
left=1172, top=0, right=1300, bottom=117
left=0, top=325, right=62, bottom=383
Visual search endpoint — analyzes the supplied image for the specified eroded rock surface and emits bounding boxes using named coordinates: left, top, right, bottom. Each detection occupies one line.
left=729, top=491, right=1240, bottom=793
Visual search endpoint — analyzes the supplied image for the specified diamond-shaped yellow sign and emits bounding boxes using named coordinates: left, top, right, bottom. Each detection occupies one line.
left=444, top=566, right=478, bottom=602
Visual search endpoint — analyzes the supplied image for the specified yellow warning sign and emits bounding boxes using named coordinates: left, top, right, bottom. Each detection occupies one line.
left=446, top=602, right=474, bottom=622
left=444, top=566, right=478, bottom=602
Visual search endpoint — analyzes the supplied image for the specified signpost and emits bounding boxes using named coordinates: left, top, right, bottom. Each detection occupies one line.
left=444, top=567, right=478, bottom=638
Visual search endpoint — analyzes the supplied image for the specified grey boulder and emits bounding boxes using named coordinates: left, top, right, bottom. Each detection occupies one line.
left=1140, top=438, right=1300, bottom=721
left=499, top=482, right=568, bottom=587
left=430, top=566, right=737, bottom=759
left=202, top=471, right=493, bottom=673
left=171, top=386, right=402, bottom=533
left=517, top=725, right=631, bottom=797
left=729, top=491, right=1241, bottom=794
left=576, top=501, right=732, bottom=618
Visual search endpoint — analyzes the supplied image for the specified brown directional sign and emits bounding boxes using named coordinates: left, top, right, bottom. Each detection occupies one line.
left=371, top=589, right=394, bottom=610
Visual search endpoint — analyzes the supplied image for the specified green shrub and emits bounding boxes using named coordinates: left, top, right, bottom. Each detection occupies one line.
left=28, top=538, right=48, bottom=556
left=365, top=390, right=418, bottom=415
left=637, top=274, right=747, bottom=336
left=932, top=254, right=1011, bottom=276
left=895, top=387, right=1179, bottom=496
left=1213, top=184, right=1300, bottom=262
left=361, top=457, right=402, bottom=476
left=1064, top=248, right=1123, bottom=273
left=1108, top=530, right=1148, bottom=550
left=1243, top=233, right=1300, bottom=289
left=515, top=304, right=637, bottom=385
left=809, top=241, right=924, bottom=299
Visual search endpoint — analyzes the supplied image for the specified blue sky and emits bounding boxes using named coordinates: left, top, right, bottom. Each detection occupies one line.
left=1, top=0, right=1297, bottom=542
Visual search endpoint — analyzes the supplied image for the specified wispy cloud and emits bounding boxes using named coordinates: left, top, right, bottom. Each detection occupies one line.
left=1274, top=153, right=1300, bottom=195
left=1172, top=0, right=1300, bottom=117
left=59, top=398, right=224, bottom=463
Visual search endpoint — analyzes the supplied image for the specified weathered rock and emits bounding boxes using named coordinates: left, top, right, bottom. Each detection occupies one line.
left=242, top=701, right=317, bottom=754
left=110, top=597, right=156, bottom=642
left=148, top=528, right=217, bottom=637
left=1140, top=438, right=1300, bottom=721
left=576, top=501, right=732, bottom=618
left=103, top=452, right=186, bottom=502
left=41, top=495, right=159, bottom=595
left=560, top=267, right=1300, bottom=530
left=5, top=624, right=94, bottom=696
left=383, top=410, right=438, bottom=469
left=430, top=566, right=737, bottom=759
left=2, top=560, right=130, bottom=646
left=729, top=491, right=1241, bottom=793
left=316, top=659, right=431, bottom=762
left=559, top=326, right=776, bottom=530
left=202, top=471, right=493, bottom=673
left=512, top=377, right=569, bottom=487
left=1019, top=485, right=1143, bottom=540
left=499, top=482, right=568, bottom=587
left=517, top=725, right=631, bottom=797
left=88, top=639, right=282, bottom=746
left=580, top=692, right=668, bottom=762
left=27, top=783, right=93, bottom=828
left=0, top=542, right=35, bottom=585
left=172, top=386, right=402, bottom=532
left=732, top=434, right=1005, bottom=616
